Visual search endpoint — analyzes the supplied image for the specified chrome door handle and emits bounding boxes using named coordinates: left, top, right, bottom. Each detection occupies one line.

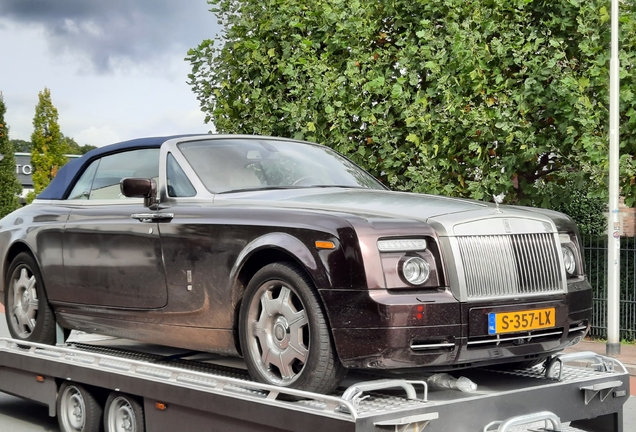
left=131, top=213, right=174, bottom=222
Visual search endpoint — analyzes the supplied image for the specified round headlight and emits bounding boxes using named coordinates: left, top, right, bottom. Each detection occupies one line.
left=562, top=246, right=576, bottom=275
left=401, top=257, right=431, bottom=285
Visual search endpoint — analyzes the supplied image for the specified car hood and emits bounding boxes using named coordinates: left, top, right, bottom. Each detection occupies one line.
left=217, top=188, right=483, bottom=218
left=217, top=187, right=579, bottom=236
left=279, top=188, right=487, bottom=219
left=217, top=188, right=560, bottom=234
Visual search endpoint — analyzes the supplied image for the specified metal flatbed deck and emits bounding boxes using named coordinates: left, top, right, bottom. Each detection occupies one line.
left=0, top=335, right=630, bottom=432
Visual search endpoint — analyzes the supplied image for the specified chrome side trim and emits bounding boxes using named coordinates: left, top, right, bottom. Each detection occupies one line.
left=467, top=331, right=563, bottom=346
left=410, top=342, right=455, bottom=350
left=131, top=213, right=174, bottom=221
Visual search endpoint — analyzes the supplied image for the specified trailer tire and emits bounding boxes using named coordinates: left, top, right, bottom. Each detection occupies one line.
left=104, top=392, right=144, bottom=432
left=57, top=382, right=103, bottom=432
left=4, top=252, right=56, bottom=344
left=239, top=262, right=346, bottom=394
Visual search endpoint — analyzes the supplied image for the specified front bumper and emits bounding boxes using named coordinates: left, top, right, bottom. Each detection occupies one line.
left=320, top=280, right=592, bottom=370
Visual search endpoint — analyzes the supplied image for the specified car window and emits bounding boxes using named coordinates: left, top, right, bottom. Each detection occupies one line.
left=65, top=149, right=160, bottom=201
left=178, top=139, right=385, bottom=193
left=67, top=159, right=100, bottom=200
left=167, top=152, right=196, bottom=197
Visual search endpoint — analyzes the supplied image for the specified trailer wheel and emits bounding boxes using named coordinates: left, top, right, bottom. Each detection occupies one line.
left=57, top=382, right=103, bottom=432
left=104, top=392, right=144, bottom=432
left=239, top=262, right=345, bottom=394
left=4, top=252, right=56, bottom=344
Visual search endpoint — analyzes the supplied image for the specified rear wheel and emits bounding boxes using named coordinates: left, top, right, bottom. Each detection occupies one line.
left=57, top=382, right=103, bottom=432
left=104, top=392, right=144, bottom=432
left=4, top=252, right=56, bottom=344
left=239, top=262, right=345, bottom=394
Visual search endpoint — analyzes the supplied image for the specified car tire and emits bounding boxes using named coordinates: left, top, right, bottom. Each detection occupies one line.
left=239, top=262, right=346, bottom=394
left=4, top=252, right=56, bottom=344
left=104, top=392, right=145, bottom=432
left=57, top=382, right=103, bottom=432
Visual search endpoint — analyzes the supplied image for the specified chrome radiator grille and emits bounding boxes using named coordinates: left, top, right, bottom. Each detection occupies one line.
left=457, top=233, right=563, bottom=298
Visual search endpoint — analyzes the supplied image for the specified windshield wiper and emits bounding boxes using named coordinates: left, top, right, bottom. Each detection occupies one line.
left=218, top=185, right=368, bottom=194
left=218, top=186, right=303, bottom=194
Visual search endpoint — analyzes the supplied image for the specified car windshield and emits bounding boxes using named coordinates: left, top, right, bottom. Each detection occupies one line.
left=177, top=138, right=386, bottom=193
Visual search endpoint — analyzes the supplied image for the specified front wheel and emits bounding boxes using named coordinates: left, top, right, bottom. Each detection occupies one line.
left=239, top=262, right=345, bottom=394
left=4, top=252, right=56, bottom=344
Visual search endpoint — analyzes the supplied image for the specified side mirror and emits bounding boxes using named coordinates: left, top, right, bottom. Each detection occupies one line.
left=120, top=178, right=157, bottom=208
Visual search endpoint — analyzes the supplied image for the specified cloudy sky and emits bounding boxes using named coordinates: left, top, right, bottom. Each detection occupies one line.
left=0, top=0, right=220, bottom=147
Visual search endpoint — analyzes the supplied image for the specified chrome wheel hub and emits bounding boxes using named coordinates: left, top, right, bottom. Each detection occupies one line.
left=247, top=282, right=309, bottom=385
left=273, top=317, right=290, bottom=348
left=9, top=267, right=39, bottom=338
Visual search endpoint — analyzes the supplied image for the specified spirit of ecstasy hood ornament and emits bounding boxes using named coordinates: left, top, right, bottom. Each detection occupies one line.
left=493, top=193, right=505, bottom=213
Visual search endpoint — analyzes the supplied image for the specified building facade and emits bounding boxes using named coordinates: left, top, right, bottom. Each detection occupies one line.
left=14, top=153, right=34, bottom=199
left=13, top=153, right=80, bottom=201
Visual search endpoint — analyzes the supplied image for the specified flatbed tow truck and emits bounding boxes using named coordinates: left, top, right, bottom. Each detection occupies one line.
left=0, top=331, right=630, bottom=432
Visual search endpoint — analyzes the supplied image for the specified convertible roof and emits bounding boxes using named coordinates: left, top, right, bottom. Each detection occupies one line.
left=38, top=134, right=202, bottom=200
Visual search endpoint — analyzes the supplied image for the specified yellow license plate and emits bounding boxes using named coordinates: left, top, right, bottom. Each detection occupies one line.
left=488, top=308, right=556, bottom=335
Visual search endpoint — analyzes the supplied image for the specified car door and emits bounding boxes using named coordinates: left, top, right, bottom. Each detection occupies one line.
left=59, top=148, right=168, bottom=309
left=152, top=150, right=241, bottom=329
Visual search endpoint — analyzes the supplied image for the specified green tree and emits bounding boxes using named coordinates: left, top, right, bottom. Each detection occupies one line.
left=0, top=93, right=22, bottom=217
left=12, top=137, right=97, bottom=156
left=28, top=88, right=67, bottom=203
left=10, top=139, right=31, bottom=153
left=188, top=0, right=636, bottom=207
left=62, top=136, right=96, bottom=155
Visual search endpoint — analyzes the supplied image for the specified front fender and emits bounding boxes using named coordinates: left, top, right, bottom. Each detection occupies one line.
left=230, top=232, right=319, bottom=288
left=230, top=224, right=367, bottom=293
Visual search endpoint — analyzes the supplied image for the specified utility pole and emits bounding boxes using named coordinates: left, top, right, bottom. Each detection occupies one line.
left=606, top=0, right=621, bottom=356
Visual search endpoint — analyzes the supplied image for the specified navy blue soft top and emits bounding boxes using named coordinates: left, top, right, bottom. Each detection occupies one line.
left=38, top=134, right=202, bottom=200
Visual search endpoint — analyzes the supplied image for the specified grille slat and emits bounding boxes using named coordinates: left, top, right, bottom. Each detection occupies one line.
left=458, top=233, right=563, bottom=299
left=517, top=235, right=531, bottom=292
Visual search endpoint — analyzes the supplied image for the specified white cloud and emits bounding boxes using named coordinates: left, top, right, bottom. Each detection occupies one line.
left=0, top=1, right=219, bottom=147
left=74, top=126, right=121, bottom=147
left=0, top=0, right=220, bottom=74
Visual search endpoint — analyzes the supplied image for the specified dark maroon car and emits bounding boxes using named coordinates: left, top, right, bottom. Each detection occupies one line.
left=0, top=135, right=591, bottom=393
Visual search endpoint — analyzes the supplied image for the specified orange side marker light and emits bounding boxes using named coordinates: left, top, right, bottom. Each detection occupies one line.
left=315, top=241, right=336, bottom=250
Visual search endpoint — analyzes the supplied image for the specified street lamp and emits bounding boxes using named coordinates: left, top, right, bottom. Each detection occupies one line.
left=607, top=0, right=621, bottom=356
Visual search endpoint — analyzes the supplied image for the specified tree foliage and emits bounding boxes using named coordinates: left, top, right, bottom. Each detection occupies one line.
left=188, top=0, right=636, bottom=207
left=28, top=88, right=67, bottom=203
left=538, top=182, right=607, bottom=236
left=63, top=136, right=97, bottom=155
left=12, top=137, right=96, bottom=156
left=10, top=139, right=31, bottom=153
left=0, top=93, right=22, bottom=217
